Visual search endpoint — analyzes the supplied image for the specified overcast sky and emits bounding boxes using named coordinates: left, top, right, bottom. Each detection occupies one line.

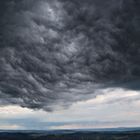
left=0, top=0, right=140, bottom=130
left=0, top=88, right=140, bottom=130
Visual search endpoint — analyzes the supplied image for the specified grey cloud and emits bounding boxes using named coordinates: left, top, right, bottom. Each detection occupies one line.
left=0, top=0, right=140, bottom=111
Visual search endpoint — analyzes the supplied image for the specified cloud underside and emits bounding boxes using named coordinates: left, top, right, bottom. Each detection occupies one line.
left=0, top=0, right=140, bottom=111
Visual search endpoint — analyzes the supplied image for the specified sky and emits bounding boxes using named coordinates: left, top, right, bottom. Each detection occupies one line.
left=0, top=0, right=140, bottom=130
left=0, top=88, right=140, bottom=130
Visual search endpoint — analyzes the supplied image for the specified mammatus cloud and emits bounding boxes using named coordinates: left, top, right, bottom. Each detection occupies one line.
left=0, top=0, right=140, bottom=111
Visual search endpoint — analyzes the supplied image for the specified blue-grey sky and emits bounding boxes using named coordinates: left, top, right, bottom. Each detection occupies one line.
left=0, top=88, right=140, bottom=130
left=0, top=0, right=140, bottom=130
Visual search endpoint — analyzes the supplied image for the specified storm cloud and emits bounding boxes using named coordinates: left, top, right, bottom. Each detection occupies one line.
left=0, top=0, right=140, bottom=111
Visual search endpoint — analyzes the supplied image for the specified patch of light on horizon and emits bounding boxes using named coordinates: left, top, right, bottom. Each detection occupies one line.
left=0, top=88, right=140, bottom=130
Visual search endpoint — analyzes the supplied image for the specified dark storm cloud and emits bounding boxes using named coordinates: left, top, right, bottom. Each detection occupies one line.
left=0, top=0, right=140, bottom=111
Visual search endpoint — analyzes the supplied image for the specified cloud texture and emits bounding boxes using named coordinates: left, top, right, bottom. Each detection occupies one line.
left=0, top=0, right=140, bottom=111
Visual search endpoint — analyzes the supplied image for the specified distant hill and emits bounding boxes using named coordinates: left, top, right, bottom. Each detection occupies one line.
left=0, top=128, right=140, bottom=140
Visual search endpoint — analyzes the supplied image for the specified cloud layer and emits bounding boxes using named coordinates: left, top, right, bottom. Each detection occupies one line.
left=0, top=0, right=140, bottom=111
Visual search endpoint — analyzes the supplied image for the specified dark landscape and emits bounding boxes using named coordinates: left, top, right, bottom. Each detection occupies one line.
left=0, top=128, right=140, bottom=140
